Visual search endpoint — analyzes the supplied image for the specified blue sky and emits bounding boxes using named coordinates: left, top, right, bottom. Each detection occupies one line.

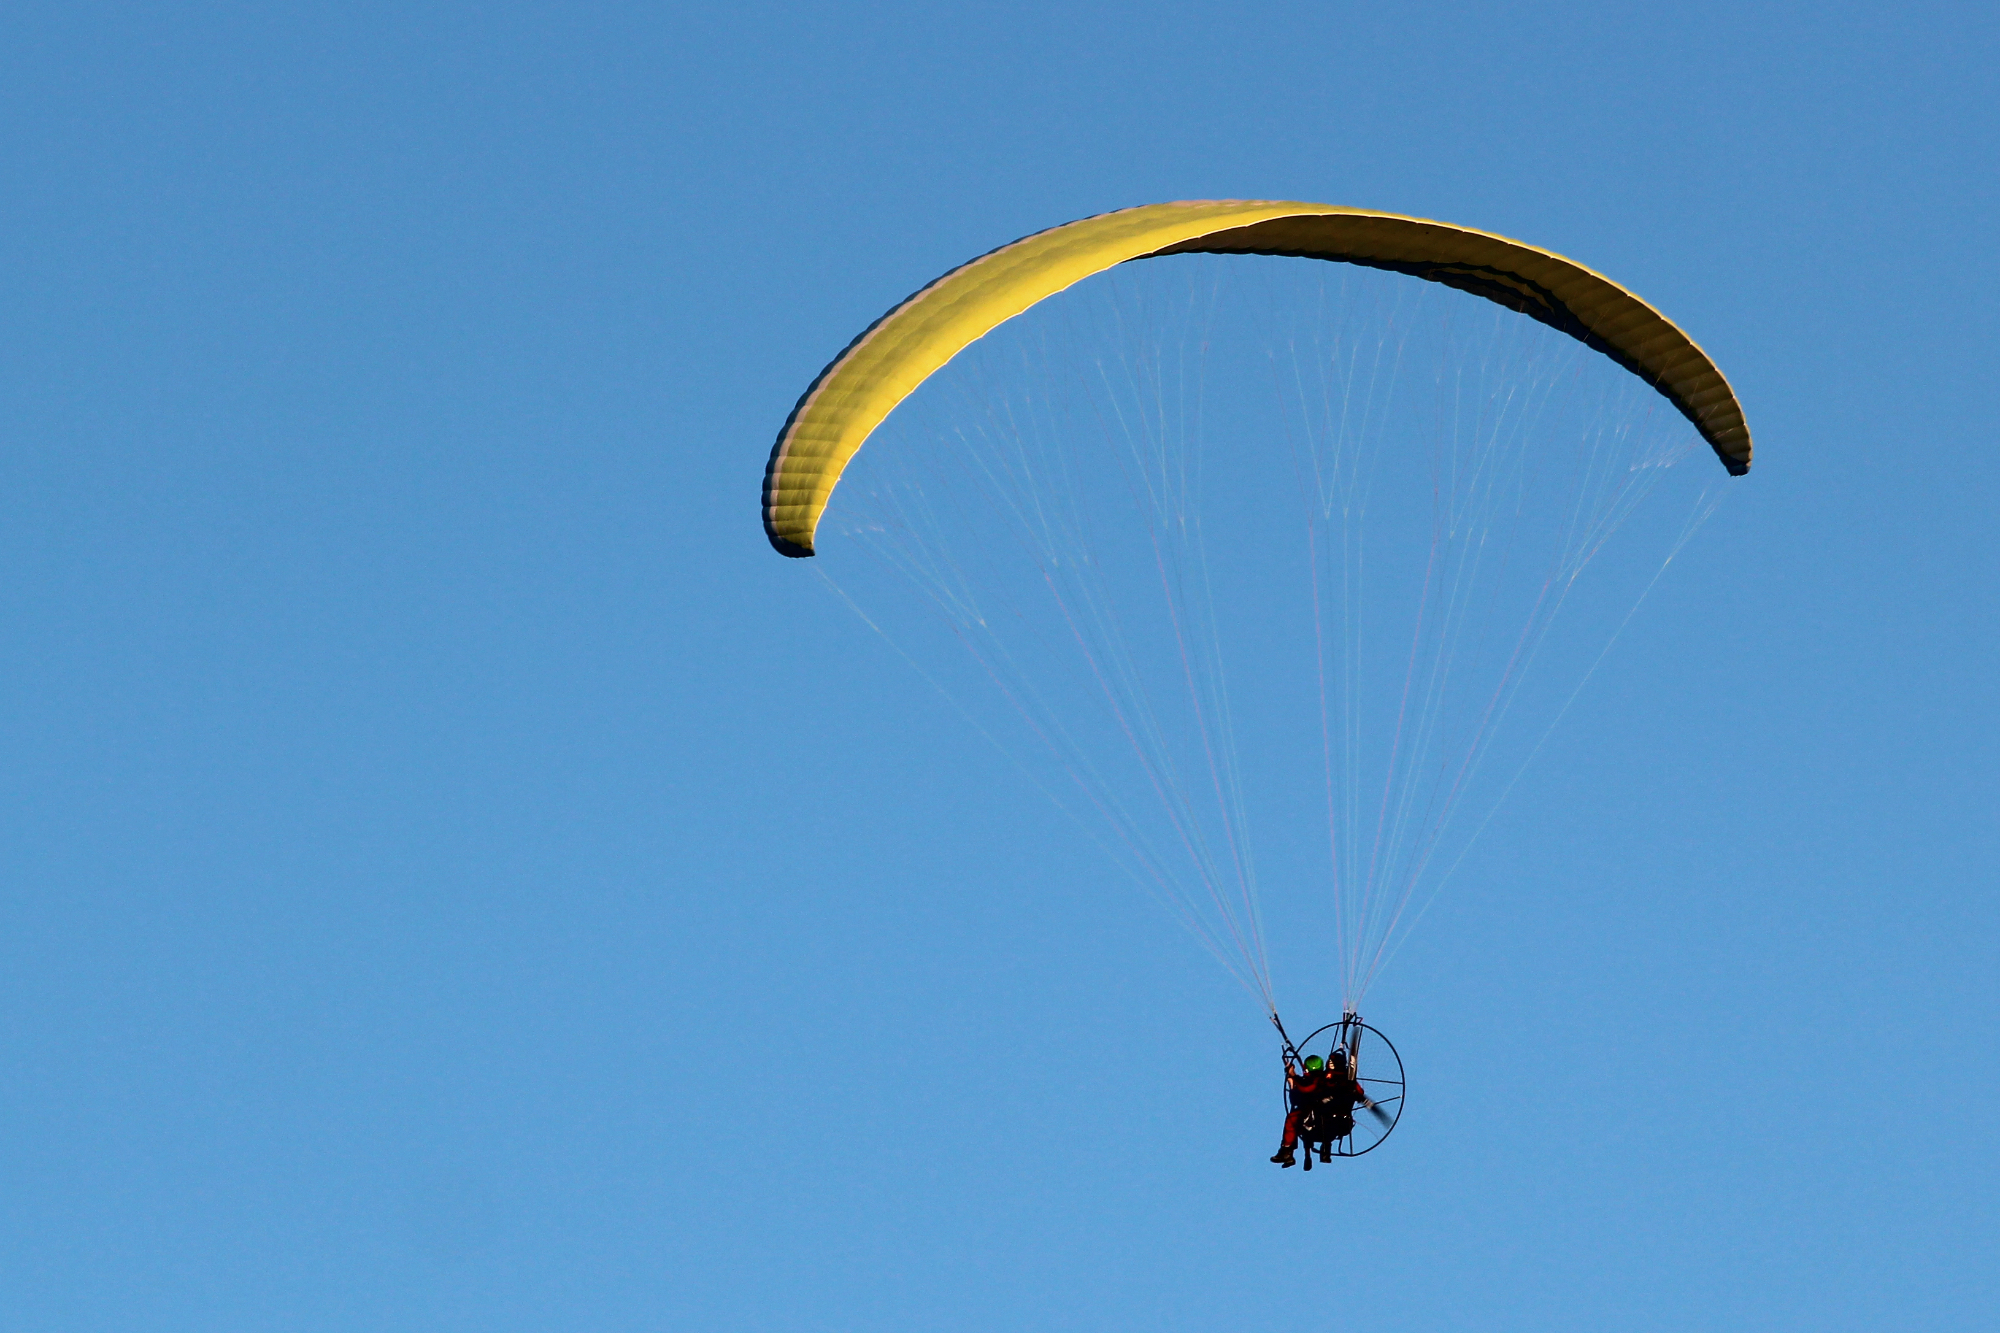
left=1, top=2, right=1994, bottom=1329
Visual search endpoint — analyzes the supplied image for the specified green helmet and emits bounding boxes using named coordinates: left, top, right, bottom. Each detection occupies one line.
left=1303, top=1055, right=1324, bottom=1072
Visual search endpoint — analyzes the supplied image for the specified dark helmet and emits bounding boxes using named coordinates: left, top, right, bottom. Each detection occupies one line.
left=1331, top=1047, right=1349, bottom=1068
left=1303, top=1055, right=1324, bottom=1072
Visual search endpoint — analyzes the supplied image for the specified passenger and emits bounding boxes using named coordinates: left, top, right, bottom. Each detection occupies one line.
left=1269, top=1054, right=1328, bottom=1167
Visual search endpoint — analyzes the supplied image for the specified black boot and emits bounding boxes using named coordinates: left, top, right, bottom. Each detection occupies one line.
left=1270, top=1148, right=1296, bottom=1167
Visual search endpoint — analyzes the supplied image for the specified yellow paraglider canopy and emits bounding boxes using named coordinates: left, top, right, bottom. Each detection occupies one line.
left=763, top=200, right=1750, bottom=557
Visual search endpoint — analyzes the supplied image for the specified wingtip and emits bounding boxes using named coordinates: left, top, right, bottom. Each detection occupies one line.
left=767, top=530, right=815, bottom=558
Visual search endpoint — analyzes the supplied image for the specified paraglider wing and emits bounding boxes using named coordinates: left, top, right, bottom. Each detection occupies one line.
left=763, top=200, right=1751, bottom=558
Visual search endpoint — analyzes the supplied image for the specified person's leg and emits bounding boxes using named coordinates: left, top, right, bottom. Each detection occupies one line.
left=1271, top=1111, right=1300, bottom=1164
